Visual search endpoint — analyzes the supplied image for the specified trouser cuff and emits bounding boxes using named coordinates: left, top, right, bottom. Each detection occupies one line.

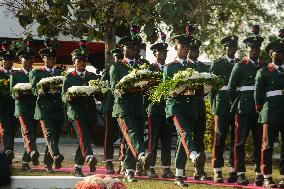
left=190, top=151, right=198, bottom=161
left=126, top=169, right=134, bottom=173
left=86, top=155, right=94, bottom=161
left=74, top=164, right=83, bottom=168
left=264, top=174, right=272, bottom=178
left=138, top=152, right=145, bottom=160
left=214, top=168, right=222, bottom=173
left=237, top=172, right=245, bottom=176
left=175, top=168, right=183, bottom=177
left=229, top=167, right=234, bottom=173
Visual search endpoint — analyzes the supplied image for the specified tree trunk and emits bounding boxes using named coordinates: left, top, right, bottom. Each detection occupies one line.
left=104, top=18, right=116, bottom=69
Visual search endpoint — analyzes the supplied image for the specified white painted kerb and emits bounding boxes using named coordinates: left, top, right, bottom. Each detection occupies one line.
left=11, top=176, right=84, bottom=189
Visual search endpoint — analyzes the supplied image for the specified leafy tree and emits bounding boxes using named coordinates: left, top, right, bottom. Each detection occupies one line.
left=0, top=0, right=283, bottom=63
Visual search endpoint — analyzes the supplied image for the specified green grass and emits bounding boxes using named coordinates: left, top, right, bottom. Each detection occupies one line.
left=126, top=181, right=228, bottom=189
left=11, top=159, right=284, bottom=189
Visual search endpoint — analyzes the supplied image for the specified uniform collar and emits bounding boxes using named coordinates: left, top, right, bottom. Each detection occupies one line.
left=272, top=63, right=284, bottom=72
left=188, top=59, right=198, bottom=64
left=3, top=68, right=12, bottom=74
left=175, top=57, right=187, bottom=65
left=153, top=62, right=163, bottom=71
left=225, top=56, right=236, bottom=63
left=44, top=66, right=55, bottom=73
left=76, top=69, right=86, bottom=76
left=248, top=58, right=259, bottom=65
left=125, top=57, right=135, bottom=64
left=21, top=68, right=30, bottom=75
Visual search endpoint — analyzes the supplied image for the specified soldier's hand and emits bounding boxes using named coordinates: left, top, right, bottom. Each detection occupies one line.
left=15, top=93, right=21, bottom=100
left=66, top=95, right=72, bottom=102
left=255, top=104, right=262, bottom=114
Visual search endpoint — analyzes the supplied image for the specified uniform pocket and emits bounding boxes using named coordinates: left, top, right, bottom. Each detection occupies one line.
left=238, top=96, right=256, bottom=114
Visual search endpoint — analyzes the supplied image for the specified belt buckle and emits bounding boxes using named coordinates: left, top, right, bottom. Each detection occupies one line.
left=183, top=89, right=195, bottom=96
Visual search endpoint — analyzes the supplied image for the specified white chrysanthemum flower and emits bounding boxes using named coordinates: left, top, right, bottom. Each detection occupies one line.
left=38, top=76, right=64, bottom=85
left=119, top=75, right=129, bottom=83
left=189, top=74, right=199, bottom=79
left=67, top=86, right=95, bottom=96
left=173, top=74, right=178, bottom=80
left=199, top=72, right=212, bottom=79
left=133, top=80, right=149, bottom=88
left=128, top=70, right=137, bottom=78
left=88, top=79, right=110, bottom=94
left=114, top=89, right=124, bottom=97
left=13, top=83, right=32, bottom=90
left=101, top=88, right=108, bottom=94
left=174, top=85, right=186, bottom=94
left=136, top=69, right=152, bottom=75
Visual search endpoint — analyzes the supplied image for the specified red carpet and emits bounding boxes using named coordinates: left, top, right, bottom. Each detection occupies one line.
left=33, top=166, right=265, bottom=188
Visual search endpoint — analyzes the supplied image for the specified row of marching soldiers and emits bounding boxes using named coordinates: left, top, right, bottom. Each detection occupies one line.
left=0, top=24, right=283, bottom=188
left=106, top=25, right=284, bottom=189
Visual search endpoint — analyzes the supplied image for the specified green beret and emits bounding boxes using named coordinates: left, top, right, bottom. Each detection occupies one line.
left=171, top=34, right=192, bottom=45
left=109, top=48, right=123, bottom=56
left=150, top=42, right=168, bottom=52
left=39, top=47, right=56, bottom=58
left=221, top=35, right=238, bottom=47
left=265, top=39, right=284, bottom=54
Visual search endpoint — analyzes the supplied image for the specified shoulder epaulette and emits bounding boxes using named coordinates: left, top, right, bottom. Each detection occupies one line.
left=240, top=58, right=249, bottom=64
left=267, top=63, right=275, bottom=72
